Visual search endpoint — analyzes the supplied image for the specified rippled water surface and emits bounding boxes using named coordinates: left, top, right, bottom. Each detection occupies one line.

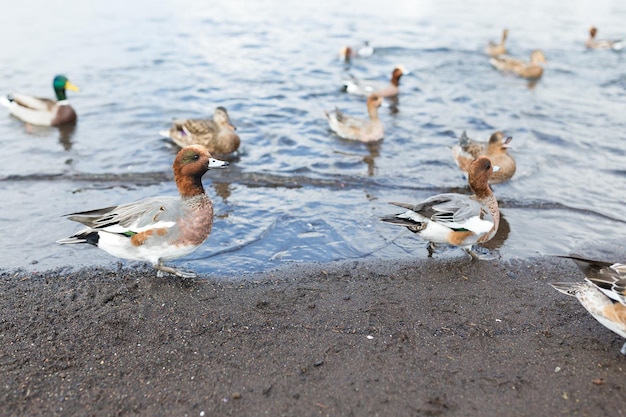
left=1, top=0, right=625, bottom=275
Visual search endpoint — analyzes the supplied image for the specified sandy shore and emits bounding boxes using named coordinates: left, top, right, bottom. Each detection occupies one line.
left=1, top=256, right=625, bottom=416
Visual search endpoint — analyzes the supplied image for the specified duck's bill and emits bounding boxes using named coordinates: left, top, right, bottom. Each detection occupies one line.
left=208, top=158, right=229, bottom=169
left=397, top=65, right=411, bottom=76
left=492, top=165, right=501, bottom=173
left=65, top=81, right=80, bottom=92
left=502, top=136, right=513, bottom=148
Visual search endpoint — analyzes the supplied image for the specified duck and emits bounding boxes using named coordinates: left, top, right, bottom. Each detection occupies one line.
left=490, top=50, right=546, bottom=79
left=342, top=65, right=409, bottom=98
left=339, top=41, right=374, bottom=61
left=585, top=26, right=623, bottom=50
left=486, top=29, right=508, bottom=57
left=57, top=145, right=229, bottom=278
left=551, top=255, right=626, bottom=355
left=381, top=156, right=500, bottom=259
left=452, top=131, right=516, bottom=184
left=324, top=93, right=384, bottom=142
left=160, top=107, right=240, bottom=155
left=0, top=75, right=79, bottom=126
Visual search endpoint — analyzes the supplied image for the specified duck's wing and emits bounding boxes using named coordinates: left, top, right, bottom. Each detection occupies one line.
left=325, top=108, right=367, bottom=140
left=562, top=255, right=626, bottom=305
left=65, top=196, right=181, bottom=233
left=342, top=75, right=375, bottom=96
left=10, top=93, right=56, bottom=111
left=387, top=194, right=494, bottom=234
left=174, top=119, right=218, bottom=136
left=420, top=194, right=494, bottom=233
left=490, top=55, right=523, bottom=72
left=1, top=93, right=57, bottom=125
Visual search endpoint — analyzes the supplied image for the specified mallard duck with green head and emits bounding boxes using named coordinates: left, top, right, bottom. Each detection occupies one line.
left=1, top=75, right=80, bottom=126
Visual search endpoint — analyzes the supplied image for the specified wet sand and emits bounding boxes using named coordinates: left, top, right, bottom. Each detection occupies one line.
left=1, top=256, right=625, bottom=416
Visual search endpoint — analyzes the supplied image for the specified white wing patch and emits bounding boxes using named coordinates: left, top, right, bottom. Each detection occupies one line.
left=102, top=220, right=177, bottom=234
left=397, top=210, right=428, bottom=223
left=457, top=216, right=494, bottom=234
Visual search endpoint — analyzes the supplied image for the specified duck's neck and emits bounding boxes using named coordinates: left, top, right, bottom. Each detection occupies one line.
left=368, top=105, right=379, bottom=121
left=391, top=73, right=401, bottom=87
left=471, top=184, right=493, bottom=200
left=176, top=175, right=207, bottom=201
left=54, top=88, right=67, bottom=101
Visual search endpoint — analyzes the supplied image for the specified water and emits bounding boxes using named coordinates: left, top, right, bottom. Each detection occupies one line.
left=1, top=0, right=625, bottom=275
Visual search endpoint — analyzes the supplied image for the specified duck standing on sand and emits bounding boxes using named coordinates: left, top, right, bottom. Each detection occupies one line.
left=0, top=75, right=79, bottom=126
left=586, top=26, right=623, bottom=50
left=381, top=156, right=500, bottom=259
left=160, top=107, right=240, bottom=156
left=342, top=65, right=409, bottom=98
left=490, top=50, right=547, bottom=79
left=324, top=93, right=384, bottom=142
left=452, top=131, right=516, bottom=184
left=486, top=29, right=508, bottom=57
left=57, top=145, right=229, bottom=278
left=551, top=255, right=626, bottom=355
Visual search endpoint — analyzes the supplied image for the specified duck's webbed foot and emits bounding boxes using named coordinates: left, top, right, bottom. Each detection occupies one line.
left=427, top=242, right=437, bottom=258
left=154, top=261, right=197, bottom=279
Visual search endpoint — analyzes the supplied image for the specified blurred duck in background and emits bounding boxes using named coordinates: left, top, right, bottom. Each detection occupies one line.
left=586, top=26, right=623, bottom=50
left=0, top=75, right=79, bottom=126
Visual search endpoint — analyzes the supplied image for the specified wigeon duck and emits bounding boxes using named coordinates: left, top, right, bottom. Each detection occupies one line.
left=452, top=131, right=516, bottom=184
left=339, top=41, right=374, bottom=61
left=552, top=255, right=626, bottom=355
left=160, top=107, right=240, bottom=156
left=342, top=65, right=409, bottom=98
left=490, top=50, right=547, bottom=80
left=57, top=145, right=229, bottom=278
left=585, top=26, right=623, bottom=50
left=486, top=29, right=508, bottom=57
left=324, top=93, right=384, bottom=142
left=381, top=156, right=500, bottom=259
left=0, top=75, right=79, bottom=126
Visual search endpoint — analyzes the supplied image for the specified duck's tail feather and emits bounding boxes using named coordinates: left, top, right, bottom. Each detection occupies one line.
left=550, top=282, right=580, bottom=297
left=56, top=231, right=100, bottom=246
left=0, top=95, right=13, bottom=108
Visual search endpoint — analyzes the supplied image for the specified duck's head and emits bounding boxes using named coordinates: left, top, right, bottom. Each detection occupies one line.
left=502, top=29, right=509, bottom=40
left=390, top=65, right=410, bottom=87
left=173, top=145, right=229, bottom=196
left=367, top=93, right=384, bottom=108
left=488, top=131, right=513, bottom=150
left=468, top=156, right=497, bottom=195
left=589, top=26, right=598, bottom=38
left=393, top=65, right=409, bottom=78
left=530, top=50, right=546, bottom=65
left=53, top=75, right=80, bottom=101
left=214, top=106, right=237, bottom=130
left=340, top=46, right=353, bottom=61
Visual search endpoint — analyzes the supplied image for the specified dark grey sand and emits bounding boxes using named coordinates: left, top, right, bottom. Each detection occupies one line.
left=2, top=256, right=625, bottom=416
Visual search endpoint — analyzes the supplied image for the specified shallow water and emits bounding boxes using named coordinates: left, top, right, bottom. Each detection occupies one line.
left=1, top=0, right=625, bottom=275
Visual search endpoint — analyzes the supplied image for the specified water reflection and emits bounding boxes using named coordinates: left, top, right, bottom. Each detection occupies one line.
left=385, top=96, right=400, bottom=114
left=18, top=121, right=76, bottom=151
left=333, top=140, right=382, bottom=177
left=57, top=123, right=76, bottom=151
left=363, top=141, right=381, bottom=176
left=482, top=213, right=510, bottom=250
left=212, top=181, right=233, bottom=203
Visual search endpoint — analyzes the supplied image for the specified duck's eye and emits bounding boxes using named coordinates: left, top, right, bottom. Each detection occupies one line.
left=193, top=153, right=200, bottom=160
